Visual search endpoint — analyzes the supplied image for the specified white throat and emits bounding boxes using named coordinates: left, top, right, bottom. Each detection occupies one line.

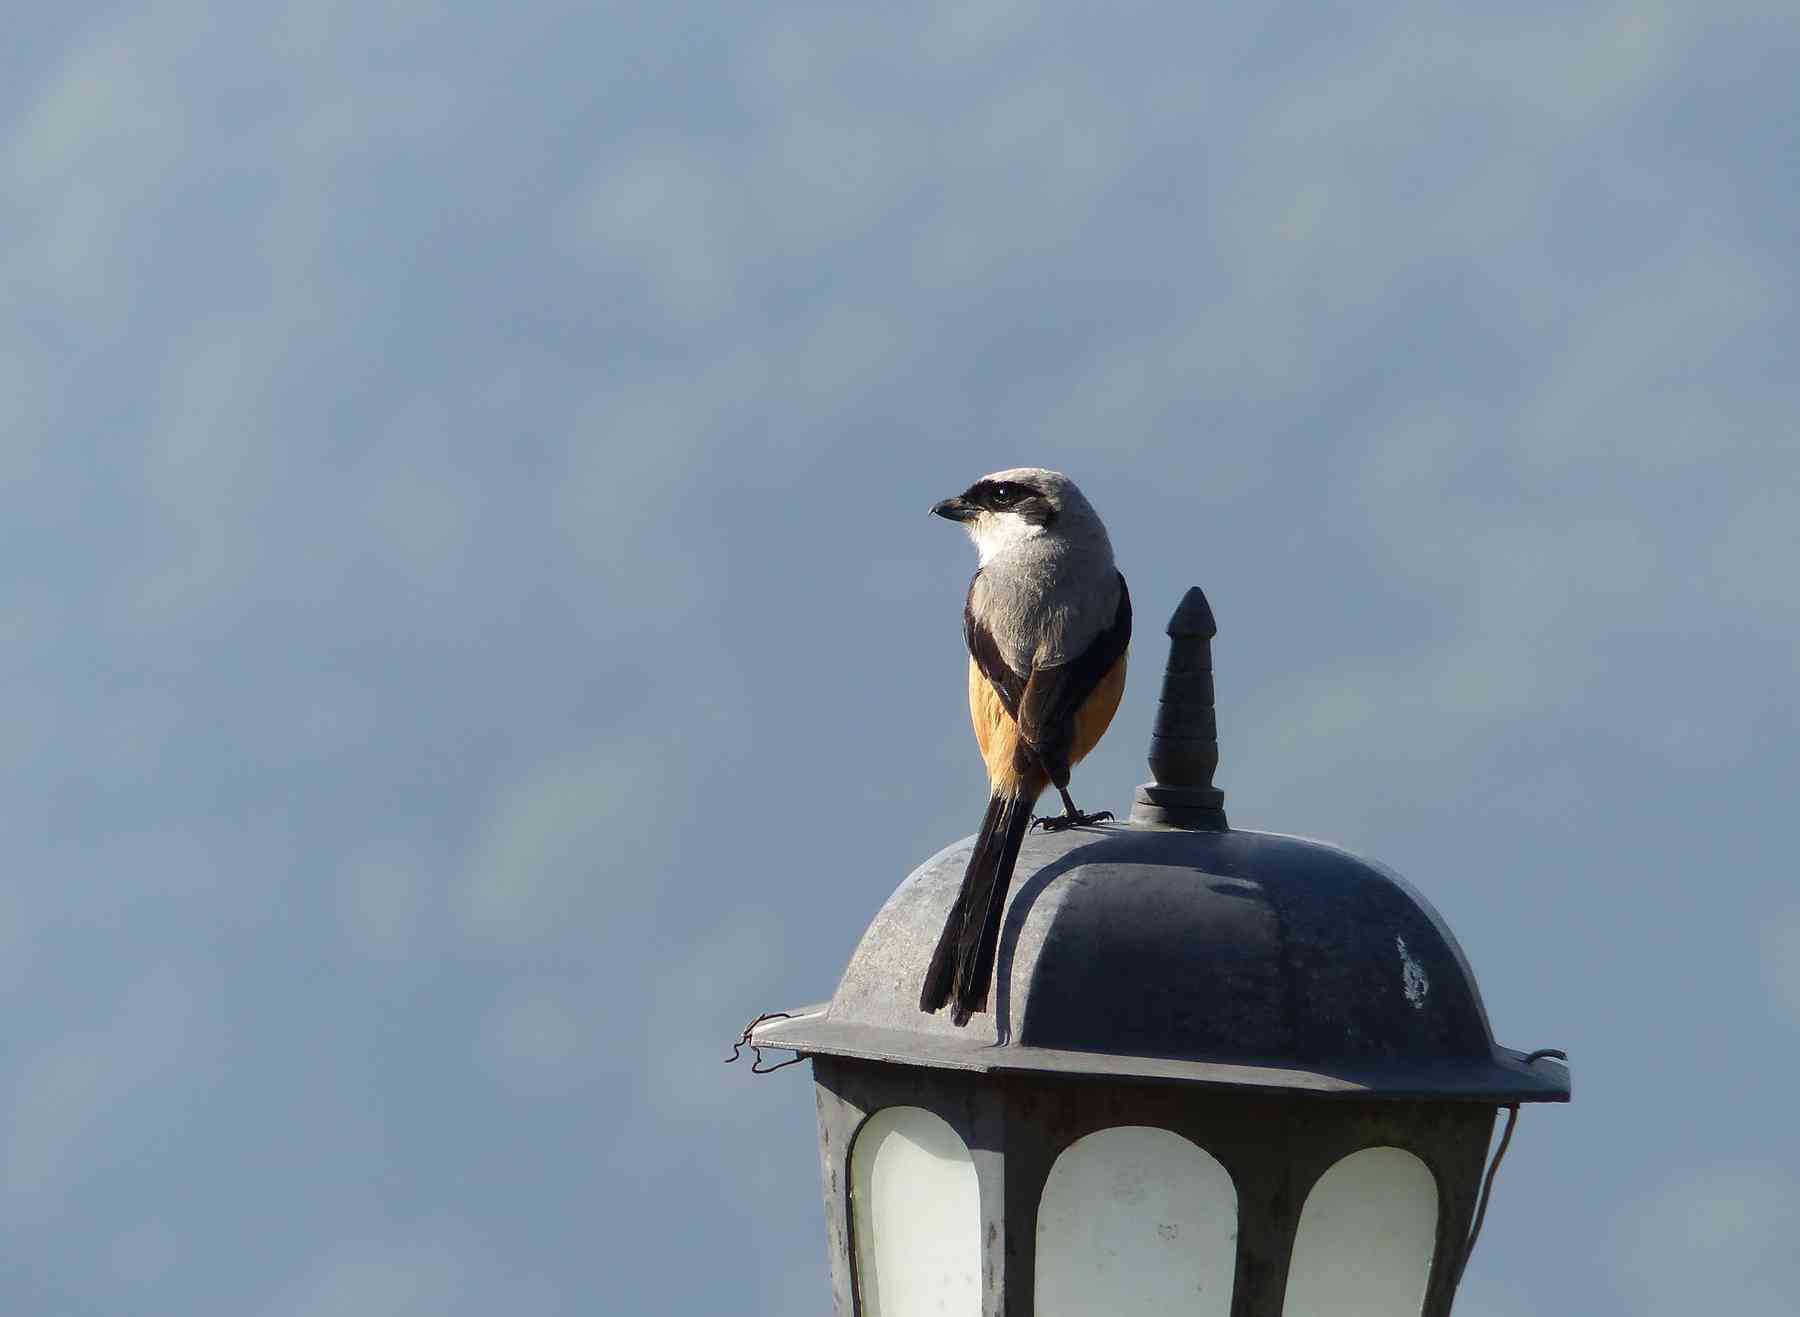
left=969, top=514, right=1045, bottom=566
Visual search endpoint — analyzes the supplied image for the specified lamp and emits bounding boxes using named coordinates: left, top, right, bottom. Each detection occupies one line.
left=742, top=587, right=1569, bottom=1315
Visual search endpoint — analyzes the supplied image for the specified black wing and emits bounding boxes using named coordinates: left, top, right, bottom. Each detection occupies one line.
left=964, top=572, right=1027, bottom=719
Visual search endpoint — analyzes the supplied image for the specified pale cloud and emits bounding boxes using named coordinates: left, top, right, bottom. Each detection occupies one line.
left=1617, top=1161, right=1800, bottom=1317
left=9, top=40, right=155, bottom=269
left=0, top=876, right=23, bottom=973
left=482, top=991, right=584, bottom=1093
left=111, top=1218, right=180, bottom=1287
left=263, top=1239, right=465, bottom=1317
left=757, top=106, right=926, bottom=242
left=454, top=744, right=664, bottom=948
left=1521, top=234, right=1777, bottom=475
left=1709, top=482, right=1800, bottom=622
left=1486, top=0, right=1685, bottom=123
left=1763, top=906, right=1800, bottom=1025
left=3, top=968, right=217, bottom=1225
left=338, top=840, right=434, bottom=961
left=920, top=0, right=1043, bottom=66
left=576, top=149, right=745, bottom=323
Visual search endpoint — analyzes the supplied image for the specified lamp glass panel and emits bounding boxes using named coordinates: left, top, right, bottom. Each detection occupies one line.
left=850, top=1106, right=980, bottom=1317
left=1282, top=1145, right=1438, bottom=1317
left=1036, top=1125, right=1238, bottom=1316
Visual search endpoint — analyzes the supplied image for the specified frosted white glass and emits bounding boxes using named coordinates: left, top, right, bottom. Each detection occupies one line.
left=850, top=1106, right=980, bottom=1317
left=1282, top=1146, right=1439, bottom=1317
left=1035, top=1125, right=1238, bottom=1316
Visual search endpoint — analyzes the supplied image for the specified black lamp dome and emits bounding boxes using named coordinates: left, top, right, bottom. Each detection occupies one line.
left=752, top=587, right=1568, bottom=1105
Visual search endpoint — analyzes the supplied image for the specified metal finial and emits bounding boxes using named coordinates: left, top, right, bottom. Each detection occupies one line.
left=1130, top=586, right=1229, bottom=830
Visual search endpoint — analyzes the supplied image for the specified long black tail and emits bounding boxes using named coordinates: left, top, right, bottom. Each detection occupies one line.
left=918, top=792, right=1034, bottom=1025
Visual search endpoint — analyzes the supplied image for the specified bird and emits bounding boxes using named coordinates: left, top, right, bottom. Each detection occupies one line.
left=918, top=468, right=1131, bottom=1026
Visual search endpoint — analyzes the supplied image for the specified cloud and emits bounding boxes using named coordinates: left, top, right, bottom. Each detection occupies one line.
left=5, top=25, right=183, bottom=309
left=1617, top=1160, right=1800, bottom=1317
left=453, top=743, right=666, bottom=949
left=3, top=967, right=218, bottom=1225
left=111, top=1218, right=180, bottom=1288
left=574, top=149, right=745, bottom=324
left=1764, top=906, right=1800, bottom=1026
left=262, top=1238, right=466, bottom=1317
left=338, top=840, right=435, bottom=961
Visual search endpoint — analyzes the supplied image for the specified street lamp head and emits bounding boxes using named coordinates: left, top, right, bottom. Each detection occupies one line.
left=761, top=824, right=1565, bottom=1103
left=745, top=586, right=1569, bottom=1316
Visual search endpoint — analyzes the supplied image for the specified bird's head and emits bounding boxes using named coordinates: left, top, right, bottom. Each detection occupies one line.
left=930, top=467, right=1103, bottom=566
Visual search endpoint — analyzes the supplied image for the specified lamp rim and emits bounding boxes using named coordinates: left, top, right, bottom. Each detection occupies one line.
left=749, top=1008, right=1570, bottom=1102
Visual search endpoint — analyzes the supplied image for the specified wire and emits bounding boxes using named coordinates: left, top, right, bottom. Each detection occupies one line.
left=1457, top=1048, right=1566, bottom=1284
left=1456, top=1103, right=1519, bottom=1289
left=723, top=1012, right=806, bottom=1074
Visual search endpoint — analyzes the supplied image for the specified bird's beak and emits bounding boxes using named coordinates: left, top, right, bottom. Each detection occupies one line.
left=931, top=496, right=978, bottom=523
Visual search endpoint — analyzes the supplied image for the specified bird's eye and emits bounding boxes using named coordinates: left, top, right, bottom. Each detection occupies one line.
left=990, top=484, right=1020, bottom=506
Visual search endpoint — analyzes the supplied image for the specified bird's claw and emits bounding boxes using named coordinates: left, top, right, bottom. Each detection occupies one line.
left=1032, top=809, right=1114, bottom=833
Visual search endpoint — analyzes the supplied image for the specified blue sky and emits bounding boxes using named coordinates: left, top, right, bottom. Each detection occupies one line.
left=4, top=1, right=1797, bottom=1312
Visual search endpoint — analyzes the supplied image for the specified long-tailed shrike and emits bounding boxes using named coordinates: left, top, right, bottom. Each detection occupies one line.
left=918, top=468, right=1130, bottom=1026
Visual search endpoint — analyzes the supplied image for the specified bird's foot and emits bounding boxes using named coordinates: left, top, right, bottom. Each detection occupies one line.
left=1032, top=809, right=1114, bottom=833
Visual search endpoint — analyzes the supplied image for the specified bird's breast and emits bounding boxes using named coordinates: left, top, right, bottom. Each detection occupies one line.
left=972, top=555, right=1119, bottom=672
